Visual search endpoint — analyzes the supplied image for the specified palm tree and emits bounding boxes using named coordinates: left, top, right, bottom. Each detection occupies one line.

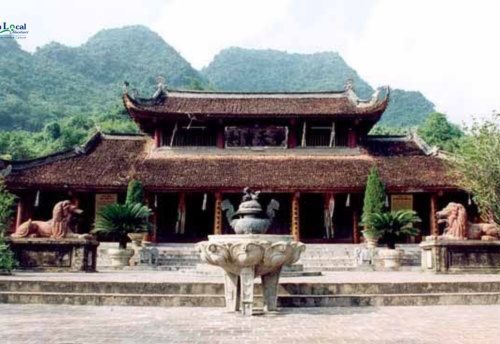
left=364, top=210, right=421, bottom=249
left=92, top=203, right=152, bottom=249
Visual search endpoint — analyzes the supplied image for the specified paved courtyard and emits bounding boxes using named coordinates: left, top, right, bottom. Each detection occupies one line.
left=1, top=304, right=499, bottom=344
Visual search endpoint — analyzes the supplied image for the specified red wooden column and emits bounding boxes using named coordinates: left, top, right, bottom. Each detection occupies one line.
left=347, top=128, right=358, bottom=148
left=288, top=118, right=298, bottom=148
left=291, top=192, right=300, bottom=241
left=352, top=210, right=360, bottom=243
left=213, top=192, right=223, bottom=234
left=15, top=198, right=24, bottom=231
left=146, top=192, right=158, bottom=243
left=216, top=120, right=225, bottom=149
left=430, top=193, right=439, bottom=236
left=154, top=128, right=162, bottom=148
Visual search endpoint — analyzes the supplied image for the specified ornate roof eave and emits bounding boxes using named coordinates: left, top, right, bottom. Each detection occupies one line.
left=122, top=86, right=390, bottom=122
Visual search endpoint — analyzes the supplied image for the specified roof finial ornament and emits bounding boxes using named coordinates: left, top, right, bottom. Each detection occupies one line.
left=123, top=81, right=129, bottom=94
left=344, top=78, right=355, bottom=92
left=153, top=75, right=167, bottom=99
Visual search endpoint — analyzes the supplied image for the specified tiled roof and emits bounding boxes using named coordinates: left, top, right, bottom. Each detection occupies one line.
left=4, top=133, right=459, bottom=192
left=123, top=87, right=390, bottom=119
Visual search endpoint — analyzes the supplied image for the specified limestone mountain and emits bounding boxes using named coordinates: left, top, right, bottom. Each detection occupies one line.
left=202, top=48, right=435, bottom=128
left=0, top=26, right=207, bottom=131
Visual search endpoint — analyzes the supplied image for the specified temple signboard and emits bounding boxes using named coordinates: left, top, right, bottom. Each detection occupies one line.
left=95, top=194, right=118, bottom=216
left=225, top=126, right=287, bottom=148
left=391, top=194, right=413, bottom=211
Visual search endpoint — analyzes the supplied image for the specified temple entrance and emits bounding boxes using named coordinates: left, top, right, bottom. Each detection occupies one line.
left=156, top=192, right=214, bottom=242
left=299, top=193, right=356, bottom=243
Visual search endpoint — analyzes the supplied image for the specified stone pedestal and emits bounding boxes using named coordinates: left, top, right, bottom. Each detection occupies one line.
left=7, top=237, right=99, bottom=272
left=378, top=248, right=404, bottom=271
left=197, top=234, right=305, bottom=316
left=420, top=239, right=500, bottom=274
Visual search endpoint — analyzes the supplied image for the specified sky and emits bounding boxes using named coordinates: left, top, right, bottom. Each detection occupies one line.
left=2, top=0, right=500, bottom=125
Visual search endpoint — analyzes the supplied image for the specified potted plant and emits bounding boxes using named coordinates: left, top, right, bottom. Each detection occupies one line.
left=92, top=202, right=152, bottom=267
left=124, top=179, right=149, bottom=246
left=365, top=210, right=421, bottom=269
left=361, top=227, right=381, bottom=248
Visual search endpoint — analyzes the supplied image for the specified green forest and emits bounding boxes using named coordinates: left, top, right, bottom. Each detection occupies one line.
left=0, top=25, right=461, bottom=160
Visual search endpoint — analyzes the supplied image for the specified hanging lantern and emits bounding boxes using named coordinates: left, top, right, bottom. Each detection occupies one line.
left=468, top=193, right=472, bottom=206
left=385, top=194, right=389, bottom=207
left=345, top=193, right=351, bottom=207
left=154, top=194, right=158, bottom=208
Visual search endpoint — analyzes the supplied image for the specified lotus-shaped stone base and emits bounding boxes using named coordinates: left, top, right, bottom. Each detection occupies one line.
left=197, top=234, right=305, bottom=316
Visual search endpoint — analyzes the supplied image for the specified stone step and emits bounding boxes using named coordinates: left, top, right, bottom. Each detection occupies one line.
left=3, top=280, right=500, bottom=296
left=279, top=292, right=500, bottom=307
left=1, top=291, right=499, bottom=308
left=155, top=259, right=201, bottom=265
left=0, top=292, right=225, bottom=307
left=158, top=254, right=201, bottom=260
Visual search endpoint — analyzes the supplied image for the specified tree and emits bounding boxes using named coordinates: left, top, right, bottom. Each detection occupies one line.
left=454, top=113, right=500, bottom=224
left=417, top=112, right=464, bottom=152
left=0, top=178, right=16, bottom=235
left=362, top=167, right=386, bottom=229
left=125, top=179, right=144, bottom=205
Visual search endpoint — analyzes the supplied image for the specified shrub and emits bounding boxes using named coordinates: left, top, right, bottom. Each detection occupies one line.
left=92, top=203, right=152, bottom=249
left=362, top=167, right=386, bottom=230
left=364, top=210, right=421, bottom=249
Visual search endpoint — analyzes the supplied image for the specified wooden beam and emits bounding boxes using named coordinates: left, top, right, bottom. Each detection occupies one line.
left=291, top=192, right=300, bottom=241
left=213, top=192, right=223, bottom=234
left=430, top=193, right=439, bottom=236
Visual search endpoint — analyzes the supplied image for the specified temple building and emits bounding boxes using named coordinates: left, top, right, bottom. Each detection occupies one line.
left=1, top=80, right=466, bottom=244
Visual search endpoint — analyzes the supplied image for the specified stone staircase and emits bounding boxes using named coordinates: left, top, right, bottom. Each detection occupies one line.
left=97, top=243, right=202, bottom=271
left=1, top=278, right=500, bottom=307
left=97, top=243, right=422, bottom=272
left=298, top=244, right=422, bottom=271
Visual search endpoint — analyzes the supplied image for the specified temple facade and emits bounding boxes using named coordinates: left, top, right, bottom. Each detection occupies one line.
left=1, top=81, right=466, bottom=244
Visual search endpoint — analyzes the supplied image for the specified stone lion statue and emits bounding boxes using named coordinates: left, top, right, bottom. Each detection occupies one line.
left=436, top=202, right=500, bottom=240
left=11, top=200, right=89, bottom=239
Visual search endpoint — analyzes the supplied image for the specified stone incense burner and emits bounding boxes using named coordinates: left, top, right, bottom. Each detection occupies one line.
left=197, top=188, right=305, bottom=316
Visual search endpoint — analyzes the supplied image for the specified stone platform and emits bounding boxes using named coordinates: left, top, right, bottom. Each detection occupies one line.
left=2, top=271, right=500, bottom=308
left=420, top=239, right=500, bottom=274
left=7, top=238, right=99, bottom=272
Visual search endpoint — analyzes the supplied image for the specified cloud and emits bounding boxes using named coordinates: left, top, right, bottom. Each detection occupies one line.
left=344, top=0, right=500, bottom=124
left=152, top=0, right=290, bottom=68
left=2, top=0, right=163, bottom=51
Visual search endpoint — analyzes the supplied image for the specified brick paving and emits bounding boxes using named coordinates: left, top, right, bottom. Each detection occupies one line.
left=1, top=304, right=499, bottom=344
